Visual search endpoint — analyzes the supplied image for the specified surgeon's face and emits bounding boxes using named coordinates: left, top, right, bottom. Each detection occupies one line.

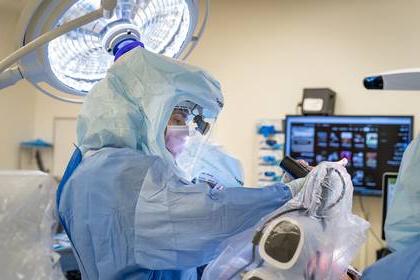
left=165, top=110, right=189, bottom=158
left=167, top=110, right=187, bottom=126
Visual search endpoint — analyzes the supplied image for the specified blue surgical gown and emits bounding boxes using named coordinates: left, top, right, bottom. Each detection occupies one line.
left=362, top=240, right=420, bottom=280
left=58, top=147, right=292, bottom=279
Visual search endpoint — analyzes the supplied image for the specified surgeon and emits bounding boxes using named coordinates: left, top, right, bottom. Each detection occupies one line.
left=57, top=43, right=306, bottom=280
left=362, top=135, right=420, bottom=279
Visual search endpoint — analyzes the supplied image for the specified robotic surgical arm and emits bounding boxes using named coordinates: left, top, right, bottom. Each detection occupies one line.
left=202, top=161, right=369, bottom=280
left=364, top=68, right=420, bottom=90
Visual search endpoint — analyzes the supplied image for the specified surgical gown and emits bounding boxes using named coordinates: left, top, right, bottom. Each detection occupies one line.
left=362, top=135, right=420, bottom=279
left=361, top=239, right=420, bottom=280
left=58, top=148, right=292, bottom=279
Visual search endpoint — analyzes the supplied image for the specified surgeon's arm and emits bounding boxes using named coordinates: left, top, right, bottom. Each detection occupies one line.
left=134, top=159, right=294, bottom=270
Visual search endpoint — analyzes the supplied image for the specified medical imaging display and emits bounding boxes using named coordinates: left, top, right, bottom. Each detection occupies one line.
left=285, top=116, right=413, bottom=195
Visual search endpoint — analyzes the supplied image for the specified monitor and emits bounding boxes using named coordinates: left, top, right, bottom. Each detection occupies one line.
left=382, top=173, right=398, bottom=240
left=284, top=115, right=413, bottom=195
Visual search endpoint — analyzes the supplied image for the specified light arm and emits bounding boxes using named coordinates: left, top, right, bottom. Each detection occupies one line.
left=0, top=0, right=117, bottom=75
left=0, top=67, right=23, bottom=89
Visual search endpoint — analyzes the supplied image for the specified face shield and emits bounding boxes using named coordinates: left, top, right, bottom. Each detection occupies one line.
left=165, top=100, right=217, bottom=181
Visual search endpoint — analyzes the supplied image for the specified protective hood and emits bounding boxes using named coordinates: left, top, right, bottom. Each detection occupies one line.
left=77, top=47, right=224, bottom=174
left=385, top=135, right=420, bottom=252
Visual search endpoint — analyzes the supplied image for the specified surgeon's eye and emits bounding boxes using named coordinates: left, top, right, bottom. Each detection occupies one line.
left=169, top=112, right=187, bottom=126
left=174, top=119, right=185, bottom=125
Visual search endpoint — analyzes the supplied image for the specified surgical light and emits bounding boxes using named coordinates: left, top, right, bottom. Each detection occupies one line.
left=0, top=0, right=209, bottom=103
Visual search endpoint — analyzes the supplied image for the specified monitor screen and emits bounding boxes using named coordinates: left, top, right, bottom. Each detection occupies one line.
left=284, top=115, right=413, bottom=195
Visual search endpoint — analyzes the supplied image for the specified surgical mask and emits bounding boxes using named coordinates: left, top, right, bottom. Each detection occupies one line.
left=165, top=125, right=190, bottom=158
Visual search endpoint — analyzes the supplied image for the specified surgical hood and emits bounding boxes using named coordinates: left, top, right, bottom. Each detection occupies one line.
left=77, top=46, right=223, bottom=178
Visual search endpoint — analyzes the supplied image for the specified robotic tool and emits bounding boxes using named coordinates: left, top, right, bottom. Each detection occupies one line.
left=203, top=160, right=369, bottom=280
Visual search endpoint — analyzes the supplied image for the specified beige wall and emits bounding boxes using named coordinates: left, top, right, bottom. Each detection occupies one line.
left=31, top=93, right=81, bottom=172
left=33, top=92, right=81, bottom=142
left=188, top=0, right=420, bottom=185
left=0, top=10, right=37, bottom=169
left=1, top=0, right=419, bottom=271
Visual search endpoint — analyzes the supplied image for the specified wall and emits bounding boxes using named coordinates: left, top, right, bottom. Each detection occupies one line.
left=0, top=9, right=37, bottom=169
left=33, top=93, right=81, bottom=143
left=188, top=0, right=420, bottom=185
left=32, top=93, right=81, bottom=173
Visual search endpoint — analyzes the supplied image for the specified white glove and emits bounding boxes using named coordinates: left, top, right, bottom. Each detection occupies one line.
left=286, top=177, right=307, bottom=196
left=283, top=159, right=348, bottom=197
left=281, top=159, right=312, bottom=196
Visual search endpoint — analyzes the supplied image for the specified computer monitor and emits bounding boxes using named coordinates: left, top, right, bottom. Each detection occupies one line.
left=284, top=115, right=413, bottom=195
left=382, top=173, right=398, bottom=240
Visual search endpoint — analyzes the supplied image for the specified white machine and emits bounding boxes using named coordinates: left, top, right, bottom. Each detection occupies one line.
left=0, top=171, right=61, bottom=280
left=364, top=68, right=420, bottom=91
left=0, top=0, right=209, bottom=102
left=203, top=162, right=369, bottom=280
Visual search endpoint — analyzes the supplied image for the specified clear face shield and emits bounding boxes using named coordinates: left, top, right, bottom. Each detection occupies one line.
left=164, top=101, right=217, bottom=180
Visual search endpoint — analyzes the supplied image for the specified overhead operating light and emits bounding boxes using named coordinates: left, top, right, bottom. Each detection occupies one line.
left=364, top=68, right=420, bottom=91
left=0, top=0, right=209, bottom=103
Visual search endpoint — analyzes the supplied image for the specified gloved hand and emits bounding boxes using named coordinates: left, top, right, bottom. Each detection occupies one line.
left=285, top=158, right=348, bottom=197
left=286, top=177, right=307, bottom=196
left=281, top=159, right=312, bottom=196
left=281, top=159, right=312, bottom=184
left=193, top=172, right=219, bottom=189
